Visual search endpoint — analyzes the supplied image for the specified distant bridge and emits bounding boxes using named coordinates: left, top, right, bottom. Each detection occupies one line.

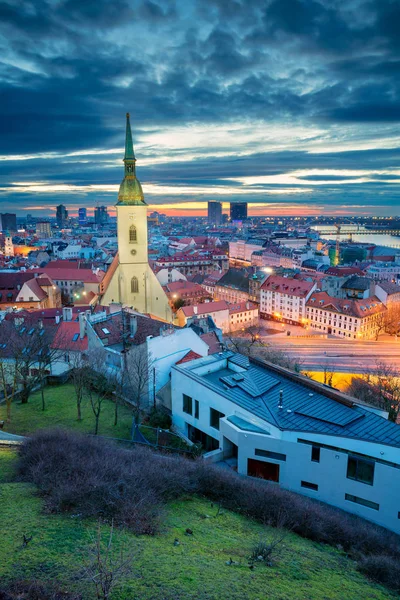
left=316, top=228, right=400, bottom=237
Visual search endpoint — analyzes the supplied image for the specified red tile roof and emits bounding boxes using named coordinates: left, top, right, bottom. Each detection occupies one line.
left=306, top=291, right=385, bottom=318
left=228, top=301, right=258, bottom=314
left=175, top=350, right=202, bottom=365
left=261, top=275, right=315, bottom=297
left=180, top=300, right=228, bottom=317
left=27, top=267, right=104, bottom=283
left=200, top=331, right=221, bottom=354
left=51, top=321, right=88, bottom=351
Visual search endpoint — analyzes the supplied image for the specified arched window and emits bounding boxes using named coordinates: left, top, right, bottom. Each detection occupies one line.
left=131, top=276, right=139, bottom=294
left=129, top=225, right=137, bottom=243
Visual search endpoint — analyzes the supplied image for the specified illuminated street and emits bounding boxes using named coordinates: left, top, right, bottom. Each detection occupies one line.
left=268, top=337, right=400, bottom=373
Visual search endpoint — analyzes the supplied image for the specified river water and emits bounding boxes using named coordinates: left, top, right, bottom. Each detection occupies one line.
left=311, top=225, right=400, bottom=249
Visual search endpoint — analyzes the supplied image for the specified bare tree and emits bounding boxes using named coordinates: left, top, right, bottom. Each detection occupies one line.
left=123, top=347, right=152, bottom=426
left=225, top=325, right=266, bottom=356
left=347, top=360, right=400, bottom=422
left=225, top=327, right=302, bottom=373
left=85, top=352, right=116, bottom=435
left=0, top=360, right=18, bottom=423
left=0, top=315, right=63, bottom=408
left=384, top=305, right=400, bottom=338
left=84, top=520, right=135, bottom=600
left=374, top=311, right=388, bottom=340
left=321, top=362, right=335, bottom=387
left=70, top=353, right=88, bottom=421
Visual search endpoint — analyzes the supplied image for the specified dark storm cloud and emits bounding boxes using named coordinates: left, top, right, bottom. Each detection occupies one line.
left=0, top=0, right=399, bottom=214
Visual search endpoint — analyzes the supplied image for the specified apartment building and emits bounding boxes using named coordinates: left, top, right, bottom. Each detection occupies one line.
left=214, top=269, right=250, bottom=304
left=305, top=291, right=386, bottom=339
left=171, top=352, right=400, bottom=534
left=260, top=275, right=316, bottom=325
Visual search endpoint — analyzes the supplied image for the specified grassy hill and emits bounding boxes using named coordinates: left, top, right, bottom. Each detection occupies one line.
left=0, top=449, right=395, bottom=600
left=0, top=383, right=133, bottom=439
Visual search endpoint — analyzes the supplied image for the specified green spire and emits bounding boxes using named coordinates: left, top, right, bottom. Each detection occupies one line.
left=117, top=112, right=146, bottom=205
left=124, top=112, right=135, bottom=160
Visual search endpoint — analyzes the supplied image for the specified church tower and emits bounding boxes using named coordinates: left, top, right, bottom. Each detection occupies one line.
left=4, top=232, right=14, bottom=257
left=100, top=114, right=172, bottom=322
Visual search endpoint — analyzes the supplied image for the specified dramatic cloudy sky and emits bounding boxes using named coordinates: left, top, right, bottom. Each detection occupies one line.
left=0, top=0, right=400, bottom=217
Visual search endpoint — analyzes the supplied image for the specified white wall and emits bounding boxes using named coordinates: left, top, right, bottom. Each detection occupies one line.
left=148, top=328, right=209, bottom=395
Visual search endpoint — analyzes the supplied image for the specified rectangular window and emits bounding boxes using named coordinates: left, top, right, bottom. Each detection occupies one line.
left=347, top=456, right=375, bottom=485
left=311, top=446, right=320, bottom=462
left=301, top=481, right=318, bottom=491
left=255, top=449, right=286, bottom=462
left=210, top=408, right=225, bottom=430
left=183, top=394, right=192, bottom=415
left=194, top=399, right=199, bottom=419
left=345, top=494, right=379, bottom=511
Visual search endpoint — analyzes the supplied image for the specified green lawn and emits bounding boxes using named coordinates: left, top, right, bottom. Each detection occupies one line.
left=0, top=447, right=18, bottom=482
left=0, top=451, right=395, bottom=600
left=0, top=384, right=134, bottom=439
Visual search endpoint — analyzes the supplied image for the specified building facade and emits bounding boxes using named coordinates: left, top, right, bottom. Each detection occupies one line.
left=56, top=205, right=68, bottom=228
left=305, top=291, right=386, bottom=339
left=0, top=213, right=17, bottom=232
left=230, top=202, right=247, bottom=221
left=260, top=275, right=316, bottom=325
left=36, top=221, right=52, bottom=238
left=78, top=207, right=87, bottom=225
left=208, top=201, right=222, bottom=226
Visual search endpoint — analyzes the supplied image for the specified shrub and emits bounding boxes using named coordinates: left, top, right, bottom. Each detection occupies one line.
left=147, top=408, right=172, bottom=430
left=18, top=429, right=197, bottom=534
left=250, top=530, right=287, bottom=566
left=357, top=555, right=400, bottom=592
left=0, top=580, right=81, bottom=599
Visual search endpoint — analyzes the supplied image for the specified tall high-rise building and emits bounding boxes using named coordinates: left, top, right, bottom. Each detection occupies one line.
left=94, top=205, right=109, bottom=225
left=78, top=207, right=87, bottom=225
left=0, top=213, right=17, bottom=232
left=36, top=221, right=52, bottom=238
left=208, top=201, right=222, bottom=226
left=56, top=204, right=68, bottom=228
left=99, top=113, right=171, bottom=321
left=230, top=202, right=248, bottom=221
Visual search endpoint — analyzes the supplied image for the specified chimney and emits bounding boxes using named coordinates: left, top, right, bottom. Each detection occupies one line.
left=130, top=314, right=137, bottom=338
left=38, top=319, right=43, bottom=329
left=79, top=312, right=86, bottom=340
left=62, top=306, right=73, bottom=322
left=246, top=301, right=250, bottom=309
left=55, top=315, right=60, bottom=324
left=278, top=389, right=283, bottom=409
left=109, top=302, right=122, bottom=315
left=193, top=306, right=198, bottom=315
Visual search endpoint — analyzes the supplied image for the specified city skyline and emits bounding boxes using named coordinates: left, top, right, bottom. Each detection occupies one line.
left=0, top=0, right=399, bottom=217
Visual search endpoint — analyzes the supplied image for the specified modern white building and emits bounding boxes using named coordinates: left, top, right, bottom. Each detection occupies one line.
left=171, top=352, right=400, bottom=534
